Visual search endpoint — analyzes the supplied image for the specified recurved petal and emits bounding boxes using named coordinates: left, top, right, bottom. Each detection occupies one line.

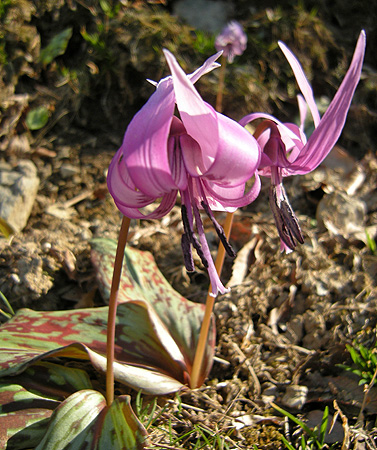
left=203, top=173, right=261, bottom=209
left=201, top=112, right=261, bottom=185
left=122, top=73, right=179, bottom=198
left=189, top=52, right=222, bottom=84
left=297, top=94, right=308, bottom=131
left=240, top=112, right=301, bottom=142
left=289, top=30, right=366, bottom=174
left=164, top=49, right=220, bottom=173
left=278, top=41, right=321, bottom=127
left=107, top=147, right=157, bottom=208
left=113, top=190, right=178, bottom=219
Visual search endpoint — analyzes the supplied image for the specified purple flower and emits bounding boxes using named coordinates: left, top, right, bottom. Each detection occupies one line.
left=240, top=31, right=366, bottom=253
left=215, top=21, right=247, bottom=63
left=108, top=50, right=261, bottom=296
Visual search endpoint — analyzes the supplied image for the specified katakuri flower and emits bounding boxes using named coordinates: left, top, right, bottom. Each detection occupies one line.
left=215, top=21, right=247, bottom=63
left=108, top=50, right=261, bottom=296
left=240, top=31, right=366, bottom=253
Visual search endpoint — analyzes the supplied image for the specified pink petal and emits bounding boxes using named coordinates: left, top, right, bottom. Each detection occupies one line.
left=107, top=148, right=156, bottom=208
left=297, top=94, right=307, bottom=131
left=123, top=76, right=179, bottom=197
left=240, top=112, right=301, bottom=142
left=278, top=41, right=321, bottom=127
left=289, top=30, right=366, bottom=174
left=189, top=52, right=222, bottom=84
left=203, top=173, right=261, bottom=209
left=202, top=112, right=261, bottom=185
left=114, top=191, right=178, bottom=219
left=164, top=49, right=219, bottom=173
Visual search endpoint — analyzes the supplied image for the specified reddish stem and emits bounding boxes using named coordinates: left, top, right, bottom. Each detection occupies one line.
left=190, top=212, right=234, bottom=389
left=106, top=215, right=131, bottom=406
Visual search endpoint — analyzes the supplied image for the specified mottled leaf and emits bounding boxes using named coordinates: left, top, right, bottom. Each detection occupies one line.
left=91, top=238, right=215, bottom=385
left=0, top=383, right=55, bottom=450
left=34, top=390, right=147, bottom=450
left=0, top=303, right=185, bottom=394
left=0, top=362, right=93, bottom=448
left=0, top=241, right=214, bottom=395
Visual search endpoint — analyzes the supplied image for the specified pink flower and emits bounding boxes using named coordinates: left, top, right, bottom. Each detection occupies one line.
left=108, top=50, right=261, bottom=296
left=215, top=21, right=247, bottom=63
left=240, top=31, right=366, bottom=253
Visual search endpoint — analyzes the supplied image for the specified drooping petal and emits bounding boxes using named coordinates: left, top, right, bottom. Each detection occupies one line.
left=289, top=30, right=366, bottom=174
left=278, top=41, right=321, bottom=127
left=113, top=191, right=178, bottom=220
left=203, top=173, right=261, bottom=209
left=240, top=112, right=301, bottom=142
left=297, top=94, right=308, bottom=131
left=164, top=49, right=220, bottom=173
left=200, top=112, right=261, bottom=185
left=108, top=148, right=157, bottom=209
left=122, top=74, right=178, bottom=198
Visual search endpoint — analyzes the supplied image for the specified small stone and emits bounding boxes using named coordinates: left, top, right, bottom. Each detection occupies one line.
left=0, top=160, right=40, bottom=233
left=281, top=384, right=308, bottom=410
left=316, top=191, right=366, bottom=239
left=60, top=163, right=80, bottom=179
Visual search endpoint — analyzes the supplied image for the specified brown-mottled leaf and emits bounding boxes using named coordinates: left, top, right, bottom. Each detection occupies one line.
left=0, top=383, right=55, bottom=449
left=33, top=390, right=147, bottom=450
left=0, top=362, right=93, bottom=448
left=0, top=303, right=186, bottom=394
left=0, top=240, right=214, bottom=398
left=90, top=238, right=215, bottom=384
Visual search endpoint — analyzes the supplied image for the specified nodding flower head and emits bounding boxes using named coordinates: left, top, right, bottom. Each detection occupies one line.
left=215, top=21, right=247, bottom=63
left=108, top=50, right=261, bottom=296
left=240, top=31, right=366, bottom=253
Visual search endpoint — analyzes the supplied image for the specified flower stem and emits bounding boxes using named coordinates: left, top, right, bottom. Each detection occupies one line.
left=216, top=55, right=227, bottom=113
left=190, top=211, right=234, bottom=389
left=106, top=215, right=131, bottom=406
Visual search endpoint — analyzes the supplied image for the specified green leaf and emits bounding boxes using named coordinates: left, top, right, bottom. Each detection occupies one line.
left=0, top=304, right=185, bottom=395
left=0, top=363, right=94, bottom=448
left=33, top=390, right=147, bottom=450
left=319, top=406, right=329, bottom=446
left=25, top=106, right=49, bottom=130
left=359, top=344, right=370, bottom=362
left=0, top=240, right=215, bottom=394
left=0, top=383, right=55, bottom=449
left=40, top=28, right=73, bottom=66
left=91, top=238, right=215, bottom=385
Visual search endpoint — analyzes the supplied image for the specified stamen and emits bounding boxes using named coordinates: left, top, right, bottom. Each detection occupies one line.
left=201, top=201, right=236, bottom=258
left=181, top=233, right=195, bottom=272
left=192, top=198, right=229, bottom=296
left=181, top=204, right=209, bottom=268
left=269, top=184, right=304, bottom=251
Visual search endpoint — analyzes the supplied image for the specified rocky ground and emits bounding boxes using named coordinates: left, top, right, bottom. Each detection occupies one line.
left=1, top=1, right=377, bottom=448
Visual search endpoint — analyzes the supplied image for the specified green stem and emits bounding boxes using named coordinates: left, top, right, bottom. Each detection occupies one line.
left=106, top=215, right=131, bottom=406
left=190, top=211, right=234, bottom=389
left=216, top=55, right=227, bottom=113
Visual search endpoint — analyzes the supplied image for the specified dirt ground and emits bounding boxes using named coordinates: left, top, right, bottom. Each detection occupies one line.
left=1, top=1, right=377, bottom=448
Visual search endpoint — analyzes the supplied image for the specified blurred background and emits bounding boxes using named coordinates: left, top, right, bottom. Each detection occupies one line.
left=1, top=0, right=376, bottom=159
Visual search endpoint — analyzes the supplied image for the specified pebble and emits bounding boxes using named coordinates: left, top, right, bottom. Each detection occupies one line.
left=0, top=160, right=40, bottom=233
left=60, top=163, right=80, bottom=179
left=281, top=384, right=308, bottom=410
left=316, top=191, right=366, bottom=239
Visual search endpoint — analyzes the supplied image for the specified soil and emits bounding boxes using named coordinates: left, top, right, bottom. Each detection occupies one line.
left=1, top=2, right=377, bottom=448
